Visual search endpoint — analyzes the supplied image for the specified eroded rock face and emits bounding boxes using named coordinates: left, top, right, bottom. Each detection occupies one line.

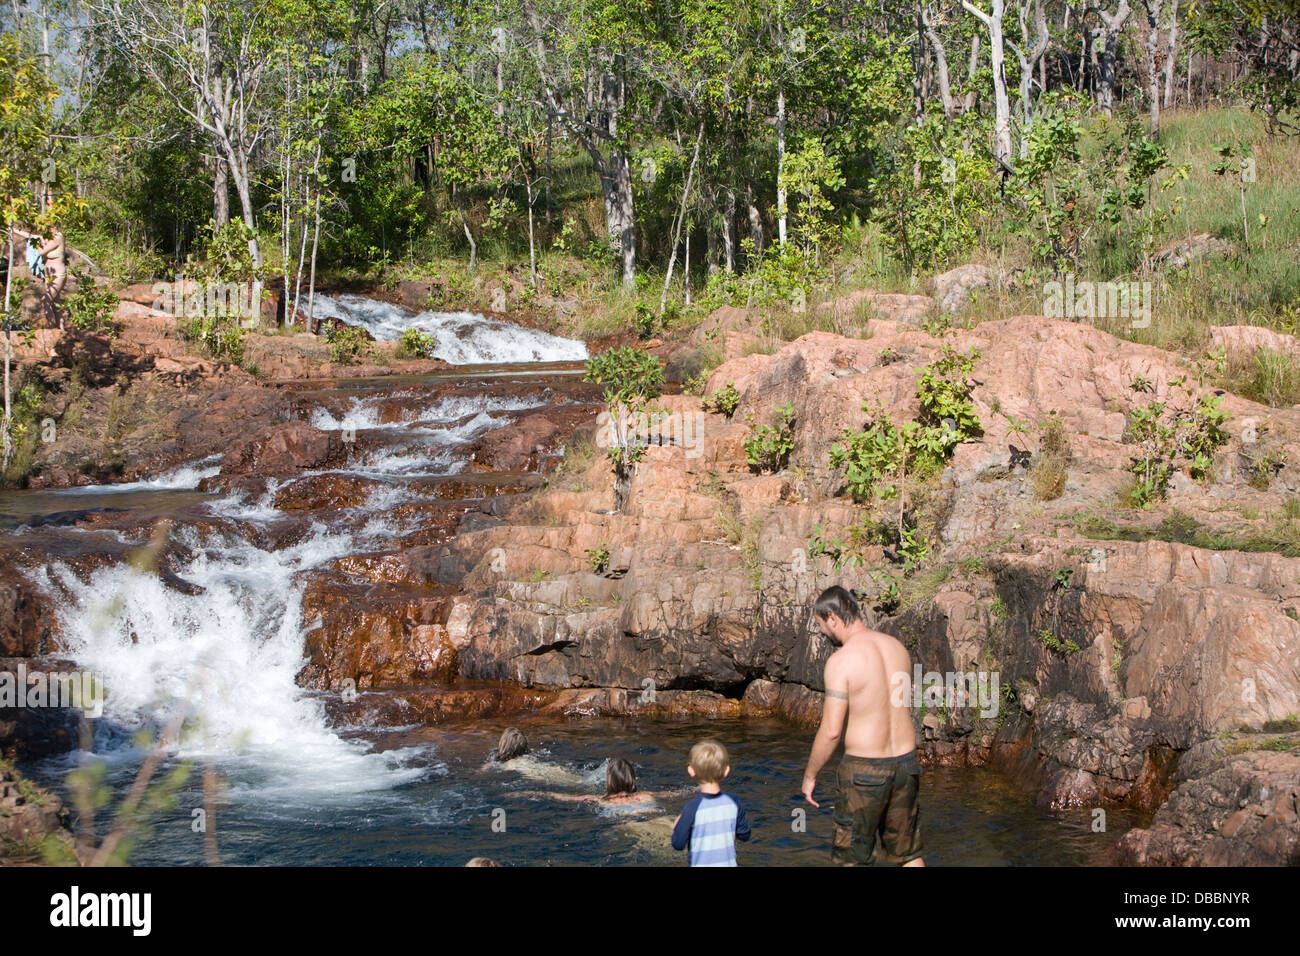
left=1117, top=745, right=1300, bottom=865
left=1153, top=232, right=1233, bottom=271
left=0, top=569, right=53, bottom=658
left=932, top=264, right=997, bottom=312
left=430, top=311, right=1300, bottom=863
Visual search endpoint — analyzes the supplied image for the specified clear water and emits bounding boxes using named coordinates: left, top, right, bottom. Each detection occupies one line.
left=23, top=716, right=1147, bottom=866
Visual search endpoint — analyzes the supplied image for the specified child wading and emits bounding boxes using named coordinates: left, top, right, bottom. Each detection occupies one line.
left=671, top=739, right=750, bottom=866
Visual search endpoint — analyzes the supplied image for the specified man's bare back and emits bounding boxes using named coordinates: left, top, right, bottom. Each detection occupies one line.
left=826, top=627, right=917, bottom=759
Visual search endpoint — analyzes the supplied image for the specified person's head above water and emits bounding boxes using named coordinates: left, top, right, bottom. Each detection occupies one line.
left=813, top=585, right=862, bottom=645
left=494, top=727, right=528, bottom=762
left=605, top=757, right=637, bottom=796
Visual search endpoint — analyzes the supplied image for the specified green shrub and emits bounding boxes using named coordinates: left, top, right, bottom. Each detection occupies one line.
left=586, top=543, right=611, bottom=574
left=583, top=346, right=664, bottom=409
left=706, top=382, right=740, bottom=418
left=325, top=324, right=371, bottom=364
left=64, top=275, right=119, bottom=336
left=182, top=315, right=245, bottom=362
left=744, top=402, right=796, bottom=473
left=396, top=327, right=438, bottom=359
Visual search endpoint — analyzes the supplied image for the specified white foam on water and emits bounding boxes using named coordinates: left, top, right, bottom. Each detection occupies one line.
left=33, top=522, right=430, bottom=803
left=205, top=479, right=284, bottom=521
left=52, top=455, right=223, bottom=494
left=311, top=393, right=548, bottom=432
left=312, top=293, right=588, bottom=365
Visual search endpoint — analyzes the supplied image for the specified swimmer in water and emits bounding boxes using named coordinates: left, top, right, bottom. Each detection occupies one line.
left=484, top=727, right=588, bottom=787
left=524, top=757, right=683, bottom=810
left=487, top=727, right=529, bottom=763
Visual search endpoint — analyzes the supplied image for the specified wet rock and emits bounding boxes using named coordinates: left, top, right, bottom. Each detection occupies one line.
left=1117, top=746, right=1300, bottom=865
left=295, top=573, right=459, bottom=689
left=221, top=422, right=345, bottom=476
left=0, top=761, right=75, bottom=861
left=0, top=567, right=54, bottom=657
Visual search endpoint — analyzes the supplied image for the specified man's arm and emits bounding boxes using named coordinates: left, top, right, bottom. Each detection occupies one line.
left=802, top=656, right=849, bottom=808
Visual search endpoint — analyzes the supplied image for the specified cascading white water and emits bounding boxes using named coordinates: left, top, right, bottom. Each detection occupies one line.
left=36, top=521, right=431, bottom=803
left=311, top=293, right=589, bottom=365
left=26, top=388, right=545, bottom=803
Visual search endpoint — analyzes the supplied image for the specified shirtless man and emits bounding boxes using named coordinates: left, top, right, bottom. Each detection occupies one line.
left=802, top=585, right=925, bottom=866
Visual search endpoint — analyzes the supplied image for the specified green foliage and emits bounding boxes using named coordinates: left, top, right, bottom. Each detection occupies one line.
left=990, top=596, right=1009, bottom=620
left=869, top=107, right=996, bottom=273
left=199, top=219, right=259, bottom=284
left=586, top=543, right=611, bottom=574
left=1125, top=383, right=1231, bottom=506
left=830, top=347, right=982, bottom=502
left=583, top=346, right=664, bottom=410
left=65, top=275, right=120, bottom=336
left=181, top=315, right=245, bottom=362
left=705, top=382, right=740, bottom=418
left=396, top=327, right=438, bottom=359
left=325, top=324, right=371, bottom=364
left=1037, top=628, right=1082, bottom=656
left=743, top=402, right=796, bottom=473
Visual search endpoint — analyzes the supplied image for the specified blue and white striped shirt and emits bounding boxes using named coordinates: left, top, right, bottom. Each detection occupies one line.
left=672, top=792, right=751, bottom=866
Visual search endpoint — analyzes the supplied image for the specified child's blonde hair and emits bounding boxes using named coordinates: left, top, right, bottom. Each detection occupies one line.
left=688, top=739, right=729, bottom=784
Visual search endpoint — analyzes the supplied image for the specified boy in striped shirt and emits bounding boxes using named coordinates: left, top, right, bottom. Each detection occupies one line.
left=671, top=739, right=751, bottom=866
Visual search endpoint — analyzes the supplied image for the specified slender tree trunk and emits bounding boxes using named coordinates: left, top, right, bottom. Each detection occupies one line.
left=660, top=123, right=704, bottom=315
left=1163, top=0, right=1179, bottom=108
left=1093, top=1, right=1133, bottom=118
left=526, top=179, right=537, bottom=288
left=1140, top=0, right=1164, bottom=138
left=2, top=229, right=12, bottom=472
left=777, top=85, right=787, bottom=246
left=745, top=183, right=763, bottom=255
left=963, top=0, right=1013, bottom=170
left=965, top=34, right=981, bottom=111
left=921, top=4, right=955, bottom=119
left=212, top=155, right=229, bottom=228
left=722, top=187, right=736, bottom=272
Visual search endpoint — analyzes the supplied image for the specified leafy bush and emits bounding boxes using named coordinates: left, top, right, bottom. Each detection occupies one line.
left=396, top=327, right=438, bottom=359
left=743, top=402, right=796, bottom=473
left=64, top=276, right=119, bottom=337
left=830, top=347, right=982, bottom=502
left=583, top=346, right=664, bottom=409
left=586, top=543, right=611, bottom=574
left=325, top=324, right=371, bottom=364
left=181, top=315, right=245, bottom=362
left=706, top=382, right=740, bottom=418
left=1124, top=382, right=1231, bottom=506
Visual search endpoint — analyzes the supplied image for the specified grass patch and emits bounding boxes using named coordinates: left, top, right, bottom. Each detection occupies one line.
left=547, top=433, right=597, bottom=492
left=1220, top=347, right=1300, bottom=407
left=1075, top=504, right=1300, bottom=557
